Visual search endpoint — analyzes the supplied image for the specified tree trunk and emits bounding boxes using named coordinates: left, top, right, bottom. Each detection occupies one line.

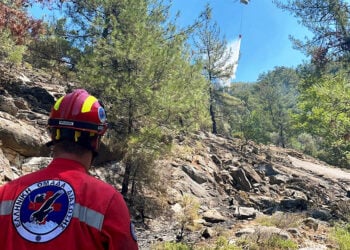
left=128, top=98, right=134, bottom=134
left=121, top=159, right=132, bottom=196
left=210, top=102, right=217, bottom=134
left=209, top=87, right=217, bottom=134
left=279, top=123, right=286, bottom=148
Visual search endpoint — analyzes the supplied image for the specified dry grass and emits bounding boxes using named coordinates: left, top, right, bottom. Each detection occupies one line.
left=255, top=212, right=305, bottom=229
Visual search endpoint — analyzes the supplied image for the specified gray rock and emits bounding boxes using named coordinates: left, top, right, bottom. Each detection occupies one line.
left=201, top=227, right=215, bottom=239
left=269, top=174, right=291, bottom=185
left=280, top=198, right=308, bottom=211
left=311, top=209, right=332, bottom=221
left=241, top=163, right=263, bottom=183
left=0, top=114, right=49, bottom=157
left=0, top=96, right=18, bottom=116
left=202, top=209, right=226, bottom=223
left=256, top=163, right=280, bottom=176
left=228, top=166, right=252, bottom=191
left=235, top=227, right=255, bottom=237
left=182, top=164, right=207, bottom=184
left=234, top=206, right=257, bottom=220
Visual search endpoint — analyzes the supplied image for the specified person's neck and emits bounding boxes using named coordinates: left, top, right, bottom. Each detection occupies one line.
left=53, top=152, right=92, bottom=171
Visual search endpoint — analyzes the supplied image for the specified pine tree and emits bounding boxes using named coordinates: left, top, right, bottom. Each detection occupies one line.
left=255, top=67, right=299, bottom=147
left=192, top=4, right=235, bottom=134
left=293, top=71, right=350, bottom=167
left=275, top=0, right=350, bottom=68
left=61, top=0, right=209, bottom=196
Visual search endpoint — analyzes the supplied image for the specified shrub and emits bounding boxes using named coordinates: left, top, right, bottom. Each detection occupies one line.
left=151, top=242, right=192, bottom=250
left=255, top=212, right=304, bottom=229
left=236, top=234, right=297, bottom=250
left=152, top=237, right=242, bottom=250
left=175, top=194, right=201, bottom=240
left=261, top=235, right=298, bottom=250
left=332, top=224, right=350, bottom=250
left=295, top=133, right=319, bottom=156
left=0, top=29, right=26, bottom=65
left=212, top=236, right=241, bottom=250
left=335, top=200, right=350, bottom=221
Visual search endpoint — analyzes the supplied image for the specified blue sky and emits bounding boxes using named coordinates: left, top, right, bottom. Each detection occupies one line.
left=170, top=0, right=312, bottom=82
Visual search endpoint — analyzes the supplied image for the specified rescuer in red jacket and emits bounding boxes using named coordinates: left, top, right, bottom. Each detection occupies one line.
left=0, top=89, right=138, bottom=250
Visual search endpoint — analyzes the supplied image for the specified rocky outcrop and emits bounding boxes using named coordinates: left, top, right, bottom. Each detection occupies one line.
left=0, top=112, right=49, bottom=157
left=136, top=132, right=350, bottom=248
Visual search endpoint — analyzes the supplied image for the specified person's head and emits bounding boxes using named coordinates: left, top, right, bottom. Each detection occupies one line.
left=47, top=89, right=108, bottom=165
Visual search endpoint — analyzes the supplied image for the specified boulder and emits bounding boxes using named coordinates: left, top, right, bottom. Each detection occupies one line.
left=234, top=206, right=257, bottom=220
left=0, top=113, right=49, bottom=157
left=202, top=209, right=226, bottom=223
left=182, top=164, right=207, bottom=184
left=241, top=163, right=263, bottom=183
left=228, top=166, right=252, bottom=191
left=236, top=226, right=290, bottom=240
left=0, top=96, right=18, bottom=116
left=280, top=198, right=308, bottom=211
left=269, top=174, right=291, bottom=185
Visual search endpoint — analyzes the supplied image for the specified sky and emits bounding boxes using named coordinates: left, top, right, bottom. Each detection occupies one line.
left=170, top=0, right=312, bottom=82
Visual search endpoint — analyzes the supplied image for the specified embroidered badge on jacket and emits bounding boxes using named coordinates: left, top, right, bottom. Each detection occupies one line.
left=12, top=180, right=75, bottom=243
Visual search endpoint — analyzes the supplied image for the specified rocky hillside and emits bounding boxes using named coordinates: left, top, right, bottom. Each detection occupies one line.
left=1, top=63, right=350, bottom=249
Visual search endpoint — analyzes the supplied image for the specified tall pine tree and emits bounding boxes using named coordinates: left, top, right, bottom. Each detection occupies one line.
left=192, top=4, right=235, bottom=134
left=61, top=0, right=209, bottom=196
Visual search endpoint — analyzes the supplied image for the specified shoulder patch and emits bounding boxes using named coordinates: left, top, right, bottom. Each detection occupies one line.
left=12, top=180, right=75, bottom=243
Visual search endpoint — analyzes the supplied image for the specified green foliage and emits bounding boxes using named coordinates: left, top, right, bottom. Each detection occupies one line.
left=293, top=72, right=350, bottom=167
left=229, top=83, right=262, bottom=142
left=25, top=18, right=81, bottom=75
left=192, top=4, right=234, bottom=134
left=151, top=242, right=192, bottom=250
left=240, top=110, right=272, bottom=144
left=55, top=0, right=210, bottom=196
left=175, top=194, right=201, bottom=239
left=75, top=0, right=209, bottom=134
left=255, top=67, right=300, bottom=147
left=15, top=0, right=348, bottom=208
left=0, top=29, right=26, bottom=65
left=290, top=133, right=319, bottom=157
left=193, top=4, right=234, bottom=83
left=213, top=91, right=242, bottom=136
left=121, top=126, right=172, bottom=196
left=236, top=234, right=297, bottom=250
left=261, top=236, right=298, bottom=250
left=255, top=213, right=303, bottom=229
left=274, top=0, right=350, bottom=66
left=230, top=67, right=300, bottom=146
left=210, top=236, right=241, bottom=250
left=151, top=236, right=242, bottom=250
left=332, top=224, right=350, bottom=250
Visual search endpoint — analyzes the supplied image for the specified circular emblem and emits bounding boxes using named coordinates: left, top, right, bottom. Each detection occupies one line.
left=98, top=107, right=106, bottom=123
left=12, top=180, right=75, bottom=243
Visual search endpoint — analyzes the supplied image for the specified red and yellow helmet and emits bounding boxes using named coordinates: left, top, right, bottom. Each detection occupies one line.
left=48, top=89, right=108, bottom=137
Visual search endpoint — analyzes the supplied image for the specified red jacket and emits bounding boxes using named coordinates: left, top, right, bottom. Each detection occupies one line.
left=0, top=158, right=138, bottom=250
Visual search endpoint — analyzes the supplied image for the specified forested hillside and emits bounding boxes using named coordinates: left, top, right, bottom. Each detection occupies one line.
left=0, top=0, right=349, bottom=249
left=1, top=0, right=348, bottom=170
